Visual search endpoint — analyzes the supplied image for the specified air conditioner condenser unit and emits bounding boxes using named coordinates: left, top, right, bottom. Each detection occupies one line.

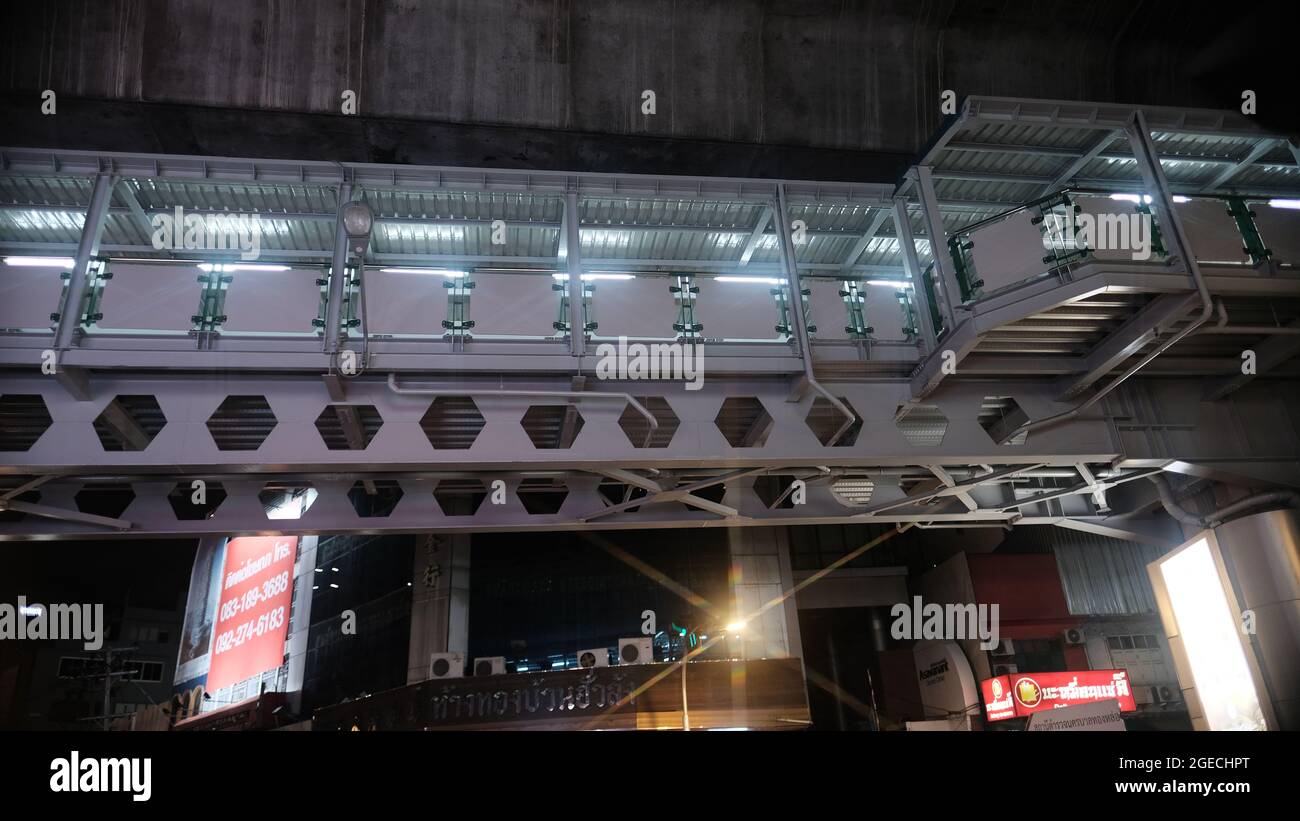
left=429, top=652, right=464, bottom=680
left=473, top=656, right=507, bottom=676
left=617, top=637, right=653, bottom=665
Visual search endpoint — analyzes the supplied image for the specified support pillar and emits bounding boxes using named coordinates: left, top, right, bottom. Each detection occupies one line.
left=772, top=184, right=812, bottom=360
left=565, top=190, right=585, bottom=357
left=407, top=533, right=471, bottom=683
left=728, top=528, right=802, bottom=662
left=53, top=172, right=114, bottom=353
left=1125, top=111, right=1205, bottom=279
left=324, top=182, right=354, bottom=356
left=893, top=198, right=938, bottom=352
left=911, top=165, right=962, bottom=329
left=284, top=535, right=318, bottom=715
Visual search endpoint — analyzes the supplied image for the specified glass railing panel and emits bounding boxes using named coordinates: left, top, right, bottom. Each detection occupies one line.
left=0, top=260, right=65, bottom=332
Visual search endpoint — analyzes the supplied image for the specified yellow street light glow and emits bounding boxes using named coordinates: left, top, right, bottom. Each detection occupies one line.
left=725, top=620, right=746, bottom=633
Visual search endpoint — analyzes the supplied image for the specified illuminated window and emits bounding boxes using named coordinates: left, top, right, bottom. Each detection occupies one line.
left=1156, top=536, right=1268, bottom=731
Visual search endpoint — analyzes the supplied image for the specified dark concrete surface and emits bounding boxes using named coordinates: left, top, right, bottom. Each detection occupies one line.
left=0, top=0, right=1292, bottom=177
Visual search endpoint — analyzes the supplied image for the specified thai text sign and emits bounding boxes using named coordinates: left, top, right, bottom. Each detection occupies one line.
left=981, top=669, right=1137, bottom=722
left=207, top=537, right=296, bottom=692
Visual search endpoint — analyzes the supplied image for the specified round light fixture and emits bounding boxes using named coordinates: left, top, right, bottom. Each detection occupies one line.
left=341, top=201, right=374, bottom=237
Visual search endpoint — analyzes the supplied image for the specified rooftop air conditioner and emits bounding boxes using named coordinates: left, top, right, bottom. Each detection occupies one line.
left=473, top=656, right=506, bottom=677
left=429, top=652, right=464, bottom=680
left=576, top=648, right=610, bottom=669
left=617, top=637, right=653, bottom=665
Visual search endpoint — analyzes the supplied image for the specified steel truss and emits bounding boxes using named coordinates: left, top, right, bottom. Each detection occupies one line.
left=1, top=368, right=1296, bottom=541
left=0, top=461, right=1176, bottom=544
left=4, top=97, right=1300, bottom=541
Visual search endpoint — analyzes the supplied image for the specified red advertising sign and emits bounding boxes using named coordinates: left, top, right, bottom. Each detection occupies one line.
left=206, top=536, right=297, bottom=692
left=981, top=669, right=1137, bottom=722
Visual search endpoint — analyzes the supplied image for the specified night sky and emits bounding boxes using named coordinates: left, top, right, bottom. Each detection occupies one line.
left=0, top=538, right=198, bottom=614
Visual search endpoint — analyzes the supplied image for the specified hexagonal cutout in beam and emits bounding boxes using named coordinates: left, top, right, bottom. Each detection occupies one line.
left=74, top=483, right=135, bottom=519
left=618, top=397, right=680, bottom=448
left=94, top=395, right=166, bottom=451
left=349, top=479, right=404, bottom=518
left=979, top=396, right=1029, bottom=445
left=830, top=476, right=875, bottom=507
left=805, top=396, right=862, bottom=447
left=715, top=397, right=773, bottom=448
left=597, top=480, right=649, bottom=513
left=521, top=405, right=584, bottom=449
left=259, top=483, right=317, bottom=520
left=0, top=394, right=53, bottom=451
left=517, top=477, right=569, bottom=514
left=754, top=474, right=800, bottom=509
left=168, top=480, right=228, bottom=520
left=434, top=479, right=488, bottom=516
left=315, top=404, right=383, bottom=450
left=692, top=483, right=726, bottom=505
left=895, top=403, right=948, bottom=447
left=419, top=397, right=485, bottom=449
left=207, top=395, right=277, bottom=451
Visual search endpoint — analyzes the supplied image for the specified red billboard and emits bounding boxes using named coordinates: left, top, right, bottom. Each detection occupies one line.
left=981, top=670, right=1137, bottom=722
left=206, top=536, right=297, bottom=692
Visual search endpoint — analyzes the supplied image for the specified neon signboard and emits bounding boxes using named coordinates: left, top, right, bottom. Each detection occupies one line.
left=981, top=669, right=1137, bottom=722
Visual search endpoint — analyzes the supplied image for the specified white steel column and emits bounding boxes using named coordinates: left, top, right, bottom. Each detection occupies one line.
left=911, top=165, right=962, bottom=329
left=324, top=182, right=354, bottom=356
left=893, top=198, right=938, bottom=351
left=565, top=190, right=585, bottom=357
left=53, top=172, right=114, bottom=352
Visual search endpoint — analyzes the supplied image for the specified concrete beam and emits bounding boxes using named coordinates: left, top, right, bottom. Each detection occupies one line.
left=0, top=96, right=912, bottom=188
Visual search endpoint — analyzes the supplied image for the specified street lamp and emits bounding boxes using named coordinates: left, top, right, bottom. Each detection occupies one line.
left=340, top=201, right=374, bottom=256
left=678, top=621, right=744, bottom=731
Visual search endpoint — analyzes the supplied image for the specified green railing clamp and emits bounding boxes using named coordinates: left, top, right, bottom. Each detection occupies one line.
left=841, top=281, right=873, bottom=339
left=671, top=275, right=702, bottom=340
left=191, top=270, right=232, bottom=335
left=947, top=236, right=983, bottom=302
left=1225, top=197, right=1272, bottom=265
